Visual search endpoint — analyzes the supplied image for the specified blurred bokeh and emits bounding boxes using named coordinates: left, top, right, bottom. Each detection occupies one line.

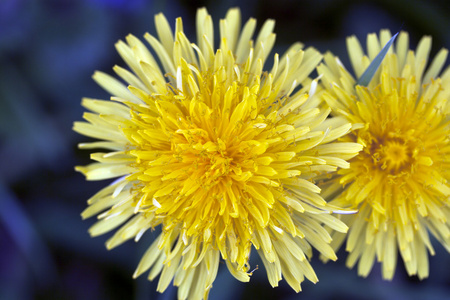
left=1, top=0, right=449, bottom=299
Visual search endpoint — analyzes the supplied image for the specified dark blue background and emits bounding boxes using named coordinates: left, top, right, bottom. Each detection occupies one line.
left=1, top=0, right=449, bottom=299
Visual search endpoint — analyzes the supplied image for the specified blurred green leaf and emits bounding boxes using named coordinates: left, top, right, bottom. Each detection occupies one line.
left=356, top=32, right=399, bottom=86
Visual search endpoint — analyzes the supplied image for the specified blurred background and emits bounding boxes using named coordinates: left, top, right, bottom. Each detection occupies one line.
left=1, top=0, right=449, bottom=299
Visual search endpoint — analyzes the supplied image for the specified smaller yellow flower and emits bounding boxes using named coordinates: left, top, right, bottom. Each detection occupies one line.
left=318, top=30, right=450, bottom=280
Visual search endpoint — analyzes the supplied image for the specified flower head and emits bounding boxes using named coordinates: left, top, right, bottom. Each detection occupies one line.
left=318, top=30, right=450, bottom=280
left=74, top=8, right=361, bottom=298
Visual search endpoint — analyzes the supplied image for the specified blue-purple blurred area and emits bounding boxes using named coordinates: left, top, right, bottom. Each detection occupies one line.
left=0, top=0, right=449, bottom=299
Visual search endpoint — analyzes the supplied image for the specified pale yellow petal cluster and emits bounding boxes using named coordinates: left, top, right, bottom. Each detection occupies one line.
left=74, top=8, right=362, bottom=299
left=318, top=30, right=450, bottom=280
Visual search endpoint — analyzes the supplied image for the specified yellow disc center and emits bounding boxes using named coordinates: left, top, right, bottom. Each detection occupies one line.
left=373, top=139, right=411, bottom=173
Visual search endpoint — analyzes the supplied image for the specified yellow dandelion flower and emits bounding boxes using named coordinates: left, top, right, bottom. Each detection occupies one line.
left=74, top=8, right=362, bottom=299
left=318, top=30, right=450, bottom=280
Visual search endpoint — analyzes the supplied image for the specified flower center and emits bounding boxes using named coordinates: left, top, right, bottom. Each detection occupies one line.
left=175, top=137, right=237, bottom=190
left=371, top=138, right=412, bottom=174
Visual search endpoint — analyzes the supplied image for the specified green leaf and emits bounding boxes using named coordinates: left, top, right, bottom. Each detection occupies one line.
left=356, top=32, right=399, bottom=86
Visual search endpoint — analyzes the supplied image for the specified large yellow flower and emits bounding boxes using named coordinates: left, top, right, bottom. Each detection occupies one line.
left=318, top=30, right=450, bottom=280
left=74, top=8, right=362, bottom=299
